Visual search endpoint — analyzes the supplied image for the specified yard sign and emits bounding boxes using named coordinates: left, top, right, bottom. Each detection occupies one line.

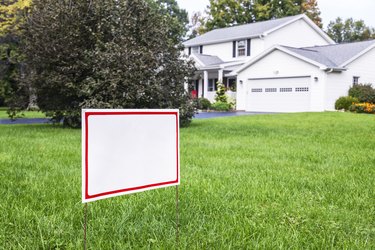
left=82, top=109, right=180, bottom=203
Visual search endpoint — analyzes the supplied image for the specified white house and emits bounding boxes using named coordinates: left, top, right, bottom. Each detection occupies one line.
left=183, top=14, right=334, bottom=102
left=183, top=14, right=375, bottom=113
left=234, top=40, right=375, bottom=112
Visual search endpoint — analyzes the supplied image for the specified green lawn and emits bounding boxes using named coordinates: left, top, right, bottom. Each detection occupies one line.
left=0, top=112, right=374, bottom=249
left=0, top=107, right=47, bottom=119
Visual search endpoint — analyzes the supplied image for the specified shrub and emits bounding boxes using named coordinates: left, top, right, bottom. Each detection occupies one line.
left=211, top=101, right=231, bottom=111
left=349, top=102, right=375, bottom=114
left=197, top=98, right=212, bottom=110
left=227, top=97, right=236, bottom=110
left=214, top=82, right=228, bottom=103
left=335, top=96, right=359, bottom=110
left=348, top=84, right=375, bottom=103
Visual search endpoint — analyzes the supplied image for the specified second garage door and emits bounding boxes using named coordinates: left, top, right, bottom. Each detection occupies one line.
left=246, top=77, right=311, bottom=112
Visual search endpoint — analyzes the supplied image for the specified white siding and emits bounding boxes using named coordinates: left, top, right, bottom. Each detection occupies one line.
left=250, top=39, right=266, bottom=58
left=237, top=50, right=325, bottom=111
left=201, top=42, right=234, bottom=62
left=264, top=19, right=331, bottom=49
left=324, top=47, right=375, bottom=110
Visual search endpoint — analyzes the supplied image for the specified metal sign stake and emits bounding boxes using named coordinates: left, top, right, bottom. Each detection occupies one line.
left=84, top=203, right=88, bottom=250
left=176, top=185, right=179, bottom=247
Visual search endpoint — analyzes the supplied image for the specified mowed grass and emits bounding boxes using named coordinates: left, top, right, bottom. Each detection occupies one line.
left=0, top=107, right=47, bottom=119
left=0, top=112, right=374, bottom=249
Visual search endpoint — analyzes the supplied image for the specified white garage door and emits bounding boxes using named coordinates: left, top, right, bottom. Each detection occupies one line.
left=247, top=77, right=311, bottom=112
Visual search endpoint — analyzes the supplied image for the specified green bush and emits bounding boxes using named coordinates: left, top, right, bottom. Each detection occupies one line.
left=211, top=101, right=231, bottom=111
left=214, top=82, right=228, bottom=103
left=348, top=84, right=375, bottom=103
left=197, top=97, right=211, bottom=110
left=335, top=96, right=359, bottom=110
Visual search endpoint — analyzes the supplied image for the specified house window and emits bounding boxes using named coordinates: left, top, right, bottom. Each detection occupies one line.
left=295, top=87, right=309, bottom=92
left=353, top=76, right=360, bottom=85
left=228, top=78, right=236, bottom=91
left=191, top=46, right=199, bottom=54
left=251, top=88, right=262, bottom=93
left=265, top=88, right=277, bottom=92
left=237, top=40, right=246, bottom=57
left=280, top=88, right=292, bottom=92
left=208, top=78, right=218, bottom=92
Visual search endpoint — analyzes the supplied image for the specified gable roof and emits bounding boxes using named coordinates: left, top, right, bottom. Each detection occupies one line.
left=183, top=14, right=334, bottom=47
left=282, top=40, right=375, bottom=68
left=234, top=40, right=375, bottom=74
left=191, top=53, right=224, bottom=67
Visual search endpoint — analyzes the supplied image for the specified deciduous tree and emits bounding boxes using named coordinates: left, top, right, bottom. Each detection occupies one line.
left=0, top=0, right=31, bottom=108
left=327, top=17, right=375, bottom=43
left=200, top=0, right=323, bottom=33
left=21, top=0, right=195, bottom=127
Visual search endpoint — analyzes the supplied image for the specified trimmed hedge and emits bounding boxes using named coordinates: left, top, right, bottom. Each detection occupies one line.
left=196, top=97, right=211, bottom=110
left=211, top=101, right=231, bottom=111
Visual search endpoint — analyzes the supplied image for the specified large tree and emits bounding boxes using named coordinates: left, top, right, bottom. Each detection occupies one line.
left=200, top=0, right=322, bottom=33
left=149, top=0, right=189, bottom=42
left=0, top=0, right=31, bottom=108
left=21, top=0, right=195, bottom=127
left=327, top=17, right=375, bottom=43
left=0, top=0, right=31, bottom=35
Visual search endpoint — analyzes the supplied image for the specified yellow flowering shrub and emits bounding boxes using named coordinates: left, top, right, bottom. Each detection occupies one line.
left=349, top=102, right=375, bottom=114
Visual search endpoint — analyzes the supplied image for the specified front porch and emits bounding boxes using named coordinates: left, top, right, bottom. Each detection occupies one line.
left=191, top=69, right=237, bottom=102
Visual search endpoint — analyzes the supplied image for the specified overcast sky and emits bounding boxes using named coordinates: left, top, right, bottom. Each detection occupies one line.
left=176, top=0, right=375, bottom=28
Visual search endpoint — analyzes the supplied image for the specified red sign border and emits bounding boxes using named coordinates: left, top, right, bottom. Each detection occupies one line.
left=84, top=111, right=179, bottom=201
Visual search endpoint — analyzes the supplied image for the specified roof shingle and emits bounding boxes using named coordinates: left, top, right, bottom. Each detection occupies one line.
left=282, top=40, right=375, bottom=68
left=183, top=15, right=303, bottom=47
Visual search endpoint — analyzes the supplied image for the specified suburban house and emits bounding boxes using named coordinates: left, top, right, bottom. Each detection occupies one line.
left=183, top=14, right=375, bottom=112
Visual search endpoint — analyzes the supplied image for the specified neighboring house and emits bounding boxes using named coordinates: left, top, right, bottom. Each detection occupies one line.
left=233, top=40, right=375, bottom=112
left=183, top=14, right=335, bottom=102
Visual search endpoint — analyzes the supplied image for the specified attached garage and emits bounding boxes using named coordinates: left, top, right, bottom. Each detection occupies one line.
left=246, top=77, right=311, bottom=112
left=234, top=41, right=375, bottom=113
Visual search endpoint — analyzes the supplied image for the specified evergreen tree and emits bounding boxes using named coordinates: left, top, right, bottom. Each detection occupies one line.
left=214, top=81, right=228, bottom=103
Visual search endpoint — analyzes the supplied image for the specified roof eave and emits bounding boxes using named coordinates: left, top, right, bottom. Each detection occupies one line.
left=339, top=43, right=375, bottom=67
left=183, top=35, right=261, bottom=47
left=323, top=67, right=347, bottom=72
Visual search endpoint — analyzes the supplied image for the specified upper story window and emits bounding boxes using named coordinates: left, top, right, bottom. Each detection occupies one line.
left=353, top=76, right=360, bottom=85
left=237, top=40, right=246, bottom=57
left=233, top=39, right=250, bottom=58
left=192, top=46, right=200, bottom=54
left=189, top=45, right=203, bottom=55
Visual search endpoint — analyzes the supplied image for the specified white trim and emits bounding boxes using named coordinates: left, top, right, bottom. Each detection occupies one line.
left=339, top=44, right=375, bottom=67
left=233, top=45, right=328, bottom=75
left=184, top=35, right=261, bottom=47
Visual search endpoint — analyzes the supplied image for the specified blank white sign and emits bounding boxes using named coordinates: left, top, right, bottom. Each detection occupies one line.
left=82, top=109, right=180, bottom=203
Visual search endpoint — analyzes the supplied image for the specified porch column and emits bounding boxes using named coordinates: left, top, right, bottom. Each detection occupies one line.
left=203, top=70, right=208, bottom=98
left=218, top=69, right=224, bottom=84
